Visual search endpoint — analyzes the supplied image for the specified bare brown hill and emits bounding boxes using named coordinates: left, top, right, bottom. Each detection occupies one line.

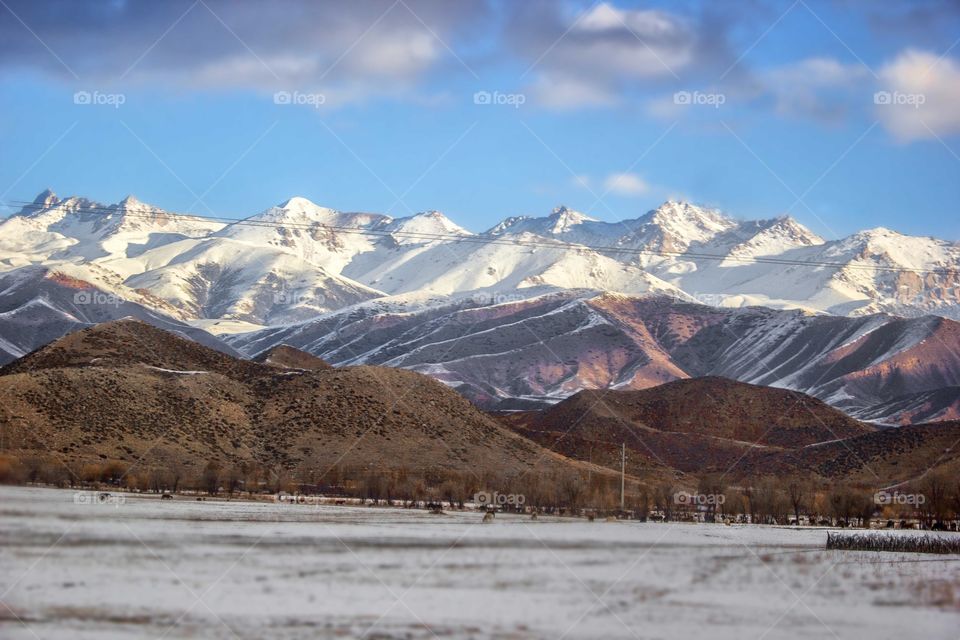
left=500, top=376, right=872, bottom=477
left=0, top=318, right=264, bottom=380
left=252, top=344, right=332, bottom=370
left=0, top=320, right=605, bottom=483
left=499, top=377, right=960, bottom=485
left=531, top=376, right=871, bottom=447
left=741, top=421, right=960, bottom=484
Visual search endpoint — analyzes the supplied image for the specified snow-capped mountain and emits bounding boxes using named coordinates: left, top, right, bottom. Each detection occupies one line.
left=486, top=205, right=622, bottom=244
left=228, top=291, right=960, bottom=423
left=2, top=188, right=958, bottom=424
left=616, top=200, right=741, bottom=255
left=0, top=266, right=237, bottom=362
left=1, top=191, right=224, bottom=264
left=1, top=189, right=958, bottom=329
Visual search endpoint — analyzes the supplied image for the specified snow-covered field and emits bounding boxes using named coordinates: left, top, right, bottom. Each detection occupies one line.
left=1, top=486, right=957, bottom=639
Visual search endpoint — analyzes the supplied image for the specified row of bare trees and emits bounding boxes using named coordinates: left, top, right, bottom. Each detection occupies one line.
left=3, top=452, right=958, bottom=526
left=645, top=472, right=960, bottom=528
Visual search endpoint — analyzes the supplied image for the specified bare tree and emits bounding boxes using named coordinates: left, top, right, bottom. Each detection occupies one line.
left=202, top=461, right=221, bottom=495
left=786, top=476, right=811, bottom=525
left=654, top=482, right=676, bottom=521
left=917, top=471, right=950, bottom=527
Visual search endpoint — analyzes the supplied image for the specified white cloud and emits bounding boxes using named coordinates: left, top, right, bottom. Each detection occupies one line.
left=0, top=0, right=486, bottom=106
left=876, top=49, right=960, bottom=141
left=763, top=57, right=869, bottom=123
left=603, top=173, right=649, bottom=196
left=564, top=3, right=695, bottom=78
left=513, top=2, right=703, bottom=110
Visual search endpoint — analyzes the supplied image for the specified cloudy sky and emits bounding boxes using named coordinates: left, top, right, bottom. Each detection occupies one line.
left=1, top=0, right=958, bottom=239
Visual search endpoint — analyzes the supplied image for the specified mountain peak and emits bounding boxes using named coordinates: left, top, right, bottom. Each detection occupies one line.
left=548, top=205, right=596, bottom=233
left=253, top=344, right=332, bottom=370
left=486, top=215, right=531, bottom=235
left=258, top=196, right=337, bottom=224
left=21, top=188, right=60, bottom=214
left=385, top=210, right=471, bottom=238
left=633, top=201, right=737, bottom=250
left=652, top=200, right=727, bottom=221
left=34, top=188, right=58, bottom=204
left=278, top=195, right=319, bottom=210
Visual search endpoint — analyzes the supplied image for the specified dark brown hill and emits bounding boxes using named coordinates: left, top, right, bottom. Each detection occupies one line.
left=506, top=376, right=871, bottom=446
left=498, top=377, right=960, bottom=485
left=0, top=321, right=601, bottom=482
left=500, top=376, right=874, bottom=478
left=757, top=421, right=960, bottom=483
left=0, top=318, right=266, bottom=381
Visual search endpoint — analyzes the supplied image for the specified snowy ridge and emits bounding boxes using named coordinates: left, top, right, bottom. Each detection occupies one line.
left=2, top=190, right=958, bottom=329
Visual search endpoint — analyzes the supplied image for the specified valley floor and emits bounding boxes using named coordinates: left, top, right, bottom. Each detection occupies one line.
left=0, top=486, right=958, bottom=639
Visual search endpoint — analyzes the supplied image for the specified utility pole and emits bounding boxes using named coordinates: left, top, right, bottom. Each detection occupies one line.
left=620, top=442, right=625, bottom=513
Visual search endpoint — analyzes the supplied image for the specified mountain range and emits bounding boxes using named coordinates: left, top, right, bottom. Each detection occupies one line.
left=3, top=190, right=959, bottom=327
left=3, top=320, right=958, bottom=488
left=1, top=190, right=958, bottom=424
left=229, top=291, right=960, bottom=424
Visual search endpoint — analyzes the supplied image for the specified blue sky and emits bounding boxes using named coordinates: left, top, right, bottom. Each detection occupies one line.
left=0, top=0, right=959, bottom=240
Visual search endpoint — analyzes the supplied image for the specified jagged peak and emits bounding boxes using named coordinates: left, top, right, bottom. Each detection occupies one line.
left=649, top=200, right=730, bottom=224
left=33, top=188, right=59, bottom=205
left=547, top=205, right=596, bottom=233
left=18, top=189, right=60, bottom=215
left=549, top=205, right=594, bottom=221
left=113, top=194, right=166, bottom=215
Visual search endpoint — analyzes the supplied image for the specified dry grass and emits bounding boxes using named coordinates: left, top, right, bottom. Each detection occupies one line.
left=826, top=532, right=960, bottom=554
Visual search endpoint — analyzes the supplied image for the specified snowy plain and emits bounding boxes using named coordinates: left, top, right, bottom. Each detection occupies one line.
left=1, top=486, right=958, bottom=639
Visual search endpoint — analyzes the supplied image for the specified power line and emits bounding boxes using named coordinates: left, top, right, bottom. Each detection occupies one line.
left=3, top=199, right=958, bottom=277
